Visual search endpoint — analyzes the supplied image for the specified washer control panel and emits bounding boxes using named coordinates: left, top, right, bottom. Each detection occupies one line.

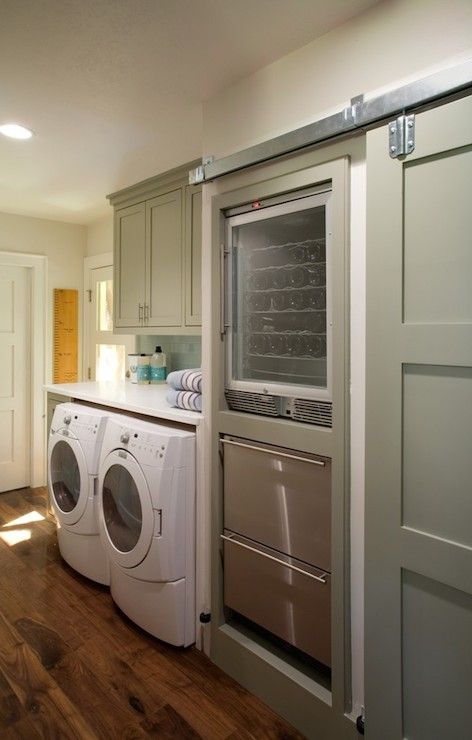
left=110, top=420, right=194, bottom=468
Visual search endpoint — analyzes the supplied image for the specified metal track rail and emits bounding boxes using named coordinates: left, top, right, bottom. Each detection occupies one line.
left=189, top=59, right=472, bottom=183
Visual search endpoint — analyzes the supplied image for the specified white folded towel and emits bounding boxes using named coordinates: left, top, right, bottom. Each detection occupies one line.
left=166, top=389, right=202, bottom=412
left=166, top=368, right=202, bottom=393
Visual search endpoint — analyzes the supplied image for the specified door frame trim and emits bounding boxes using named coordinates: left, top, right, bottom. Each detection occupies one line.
left=0, top=251, right=47, bottom=487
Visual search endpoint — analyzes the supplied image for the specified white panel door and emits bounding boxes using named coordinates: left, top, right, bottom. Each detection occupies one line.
left=0, top=265, right=30, bottom=492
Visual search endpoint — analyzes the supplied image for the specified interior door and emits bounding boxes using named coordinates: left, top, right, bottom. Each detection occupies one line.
left=146, top=188, right=182, bottom=327
left=365, top=95, right=472, bottom=739
left=0, top=264, right=30, bottom=492
left=87, top=264, right=135, bottom=381
left=114, top=202, right=146, bottom=328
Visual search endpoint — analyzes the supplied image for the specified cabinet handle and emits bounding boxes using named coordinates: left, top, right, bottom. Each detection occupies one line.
left=220, top=242, right=228, bottom=338
left=221, top=533, right=328, bottom=584
left=138, top=303, right=144, bottom=324
left=220, top=438, right=325, bottom=466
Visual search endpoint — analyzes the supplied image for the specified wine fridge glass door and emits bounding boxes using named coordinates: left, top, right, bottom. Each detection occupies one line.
left=226, top=190, right=332, bottom=401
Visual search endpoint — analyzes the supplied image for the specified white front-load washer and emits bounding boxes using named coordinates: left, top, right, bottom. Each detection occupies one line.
left=48, top=403, right=110, bottom=585
left=97, top=414, right=196, bottom=646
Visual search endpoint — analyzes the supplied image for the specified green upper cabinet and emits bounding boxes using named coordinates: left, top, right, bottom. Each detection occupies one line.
left=107, top=161, right=202, bottom=334
left=114, top=202, right=146, bottom=328
left=146, top=188, right=182, bottom=327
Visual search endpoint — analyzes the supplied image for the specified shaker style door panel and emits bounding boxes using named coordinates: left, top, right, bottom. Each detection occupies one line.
left=365, top=95, right=472, bottom=740
left=185, top=185, right=202, bottom=326
left=114, top=202, right=146, bottom=328
left=0, top=265, right=30, bottom=491
left=146, top=189, right=182, bottom=327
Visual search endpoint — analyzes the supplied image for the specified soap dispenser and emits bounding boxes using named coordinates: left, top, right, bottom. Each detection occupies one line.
left=150, top=346, right=167, bottom=384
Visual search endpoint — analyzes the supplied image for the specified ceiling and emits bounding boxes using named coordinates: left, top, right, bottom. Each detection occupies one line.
left=0, top=0, right=380, bottom=224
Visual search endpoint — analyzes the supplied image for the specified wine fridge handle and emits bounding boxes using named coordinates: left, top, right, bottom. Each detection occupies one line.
left=221, top=533, right=328, bottom=584
left=220, top=437, right=326, bottom=466
left=220, top=242, right=228, bottom=338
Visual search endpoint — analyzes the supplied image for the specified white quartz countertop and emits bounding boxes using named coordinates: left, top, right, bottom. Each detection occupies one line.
left=44, top=381, right=202, bottom=426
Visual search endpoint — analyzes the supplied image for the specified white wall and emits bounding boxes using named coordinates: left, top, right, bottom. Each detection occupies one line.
left=201, top=0, right=472, bottom=722
left=203, top=0, right=472, bottom=157
left=0, top=211, right=86, bottom=381
left=86, top=216, right=113, bottom=257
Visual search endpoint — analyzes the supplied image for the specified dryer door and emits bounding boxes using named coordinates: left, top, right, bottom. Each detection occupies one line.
left=48, top=433, right=89, bottom=526
left=98, top=450, right=154, bottom=568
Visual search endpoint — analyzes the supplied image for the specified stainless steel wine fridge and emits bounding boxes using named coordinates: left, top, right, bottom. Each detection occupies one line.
left=223, top=185, right=333, bottom=427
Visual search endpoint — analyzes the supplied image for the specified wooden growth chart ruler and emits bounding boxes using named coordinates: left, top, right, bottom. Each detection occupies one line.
left=53, top=289, right=78, bottom=383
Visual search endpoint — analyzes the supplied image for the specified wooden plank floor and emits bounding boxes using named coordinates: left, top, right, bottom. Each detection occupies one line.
left=0, top=487, right=305, bottom=739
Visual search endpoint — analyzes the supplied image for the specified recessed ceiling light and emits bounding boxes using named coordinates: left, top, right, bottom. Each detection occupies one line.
left=0, top=123, right=34, bottom=140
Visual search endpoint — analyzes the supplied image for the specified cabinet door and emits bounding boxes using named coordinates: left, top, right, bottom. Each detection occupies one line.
left=184, top=185, right=202, bottom=326
left=146, top=189, right=182, bottom=327
left=114, top=203, right=146, bottom=328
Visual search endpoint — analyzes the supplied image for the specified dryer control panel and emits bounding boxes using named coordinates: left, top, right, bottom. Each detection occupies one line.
left=101, top=415, right=195, bottom=470
left=51, top=403, right=109, bottom=442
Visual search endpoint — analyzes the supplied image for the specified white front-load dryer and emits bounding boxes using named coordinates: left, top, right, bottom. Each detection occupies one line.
left=48, top=403, right=110, bottom=585
left=97, top=414, right=196, bottom=646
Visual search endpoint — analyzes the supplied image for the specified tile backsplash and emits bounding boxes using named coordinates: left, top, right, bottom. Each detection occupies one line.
left=137, top=336, right=201, bottom=374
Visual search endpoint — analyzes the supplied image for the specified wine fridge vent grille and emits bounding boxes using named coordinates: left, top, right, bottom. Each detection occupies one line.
left=292, top=398, right=332, bottom=427
left=225, top=390, right=279, bottom=417
left=225, top=390, right=333, bottom=427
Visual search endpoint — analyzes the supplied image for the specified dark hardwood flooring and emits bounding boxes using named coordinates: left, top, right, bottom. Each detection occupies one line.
left=0, top=487, right=304, bottom=739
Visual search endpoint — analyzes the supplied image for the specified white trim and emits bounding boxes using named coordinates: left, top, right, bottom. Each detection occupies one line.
left=0, top=251, right=47, bottom=487
left=83, top=252, right=113, bottom=379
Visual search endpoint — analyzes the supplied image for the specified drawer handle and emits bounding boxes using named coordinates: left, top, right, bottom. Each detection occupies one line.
left=221, top=534, right=328, bottom=584
left=221, top=438, right=325, bottom=466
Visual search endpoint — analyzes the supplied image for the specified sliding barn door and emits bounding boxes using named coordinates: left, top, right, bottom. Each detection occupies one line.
left=365, top=94, right=472, bottom=739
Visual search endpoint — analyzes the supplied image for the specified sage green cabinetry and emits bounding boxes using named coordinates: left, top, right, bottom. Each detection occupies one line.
left=114, top=203, right=146, bottom=328
left=108, top=161, right=201, bottom=334
left=146, top=188, right=182, bottom=327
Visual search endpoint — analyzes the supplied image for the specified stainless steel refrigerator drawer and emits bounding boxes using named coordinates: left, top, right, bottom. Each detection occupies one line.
left=223, top=531, right=331, bottom=667
left=223, top=436, right=331, bottom=572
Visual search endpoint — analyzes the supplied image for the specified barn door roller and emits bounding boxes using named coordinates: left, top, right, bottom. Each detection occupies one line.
left=388, top=114, right=415, bottom=158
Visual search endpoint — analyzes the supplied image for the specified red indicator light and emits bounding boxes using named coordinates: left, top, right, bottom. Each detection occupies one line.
left=252, top=200, right=261, bottom=209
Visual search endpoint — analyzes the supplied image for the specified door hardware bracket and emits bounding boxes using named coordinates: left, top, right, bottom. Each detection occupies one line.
left=388, top=114, right=415, bottom=158
left=343, top=94, right=364, bottom=125
left=189, top=155, right=215, bottom=184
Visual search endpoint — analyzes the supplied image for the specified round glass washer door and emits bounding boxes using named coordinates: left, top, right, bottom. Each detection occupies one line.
left=98, top=450, right=154, bottom=568
left=48, top=435, right=88, bottom=525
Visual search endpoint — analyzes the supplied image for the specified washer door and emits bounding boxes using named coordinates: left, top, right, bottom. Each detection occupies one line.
left=48, top=434, right=89, bottom=525
left=98, top=450, right=154, bottom=568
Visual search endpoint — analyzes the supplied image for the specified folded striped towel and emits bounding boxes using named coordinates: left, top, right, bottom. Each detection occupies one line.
left=166, top=389, right=202, bottom=413
left=166, top=368, right=202, bottom=393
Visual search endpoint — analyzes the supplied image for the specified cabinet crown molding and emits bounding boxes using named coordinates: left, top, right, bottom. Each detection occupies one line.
left=107, top=159, right=201, bottom=208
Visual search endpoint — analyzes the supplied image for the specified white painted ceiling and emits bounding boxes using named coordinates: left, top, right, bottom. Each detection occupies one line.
left=0, top=0, right=379, bottom=224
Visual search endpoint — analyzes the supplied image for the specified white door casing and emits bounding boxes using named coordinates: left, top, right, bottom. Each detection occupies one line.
left=0, top=265, right=30, bottom=491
